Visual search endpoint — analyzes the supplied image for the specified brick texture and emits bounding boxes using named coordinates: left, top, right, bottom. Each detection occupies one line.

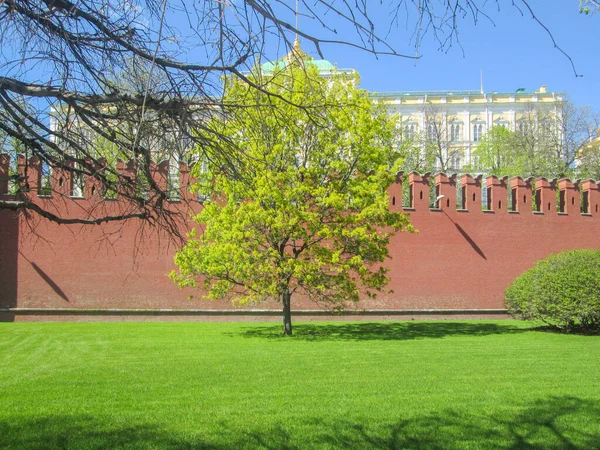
left=2, top=156, right=600, bottom=315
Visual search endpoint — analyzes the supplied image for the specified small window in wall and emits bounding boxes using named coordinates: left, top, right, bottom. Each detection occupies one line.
left=559, top=190, right=566, bottom=213
left=535, top=189, right=541, bottom=212
left=461, top=186, right=466, bottom=209
left=392, top=196, right=396, bottom=206
left=486, top=187, right=492, bottom=210
left=434, top=184, right=440, bottom=208
left=409, top=184, right=414, bottom=208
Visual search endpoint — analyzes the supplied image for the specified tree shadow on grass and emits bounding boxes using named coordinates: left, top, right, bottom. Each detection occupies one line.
left=238, top=321, right=529, bottom=342
left=0, top=396, right=598, bottom=449
left=529, top=325, right=600, bottom=337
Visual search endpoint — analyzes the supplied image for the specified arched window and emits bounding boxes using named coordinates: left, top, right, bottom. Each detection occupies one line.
left=473, top=123, right=483, bottom=142
left=403, top=123, right=416, bottom=140
left=450, top=152, right=463, bottom=170
left=450, top=123, right=462, bottom=142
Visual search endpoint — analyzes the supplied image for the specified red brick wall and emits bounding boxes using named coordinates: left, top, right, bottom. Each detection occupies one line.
left=2, top=156, right=600, bottom=313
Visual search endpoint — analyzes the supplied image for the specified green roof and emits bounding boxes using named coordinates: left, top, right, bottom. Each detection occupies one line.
left=261, top=58, right=335, bottom=74
left=373, top=90, right=481, bottom=98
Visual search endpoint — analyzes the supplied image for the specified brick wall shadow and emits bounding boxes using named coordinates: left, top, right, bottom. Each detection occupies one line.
left=0, top=210, right=17, bottom=321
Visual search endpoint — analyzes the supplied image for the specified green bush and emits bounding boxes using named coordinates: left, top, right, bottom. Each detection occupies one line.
left=505, top=249, right=600, bottom=332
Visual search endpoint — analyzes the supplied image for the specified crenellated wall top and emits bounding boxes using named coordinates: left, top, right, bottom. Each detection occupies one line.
left=389, top=171, right=600, bottom=217
left=3, top=154, right=600, bottom=217
left=0, top=153, right=198, bottom=202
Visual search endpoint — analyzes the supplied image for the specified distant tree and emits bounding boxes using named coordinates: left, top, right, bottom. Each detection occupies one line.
left=508, top=102, right=598, bottom=179
left=396, top=131, right=436, bottom=175
left=421, top=105, right=463, bottom=174
left=171, top=63, right=412, bottom=335
left=469, top=126, right=527, bottom=177
left=577, top=140, right=600, bottom=181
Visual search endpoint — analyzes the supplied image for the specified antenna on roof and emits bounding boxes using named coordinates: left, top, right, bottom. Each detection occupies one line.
left=295, top=0, right=299, bottom=41
left=480, top=69, right=484, bottom=95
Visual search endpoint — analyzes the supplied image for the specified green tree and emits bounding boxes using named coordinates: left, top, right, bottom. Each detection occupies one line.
left=171, top=62, right=412, bottom=335
left=469, top=126, right=527, bottom=177
left=577, top=139, right=600, bottom=180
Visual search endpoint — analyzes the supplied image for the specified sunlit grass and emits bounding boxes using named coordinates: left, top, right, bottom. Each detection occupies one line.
left=1, top=320, right=599, bottom=449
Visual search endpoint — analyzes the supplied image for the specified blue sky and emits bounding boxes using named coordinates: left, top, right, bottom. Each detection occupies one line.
left=286, top=1, right=600, bottom=110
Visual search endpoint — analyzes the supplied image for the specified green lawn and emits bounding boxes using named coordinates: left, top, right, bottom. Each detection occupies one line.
left=1, top=320, right=599, bottom=449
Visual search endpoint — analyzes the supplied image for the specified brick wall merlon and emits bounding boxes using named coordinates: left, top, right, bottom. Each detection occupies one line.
left=0, top=153, right=195, bottom=201
left=509, top=176, right=533, bottom=213
left=534, top=177, right=557, bottom=214
left=582, top=180, right=600, bottom=215
left=459, top=174, right=482, bottom=212
left=408, top=171, right=431, bottom=209
left=485, top=175, right=509, bottom=214
left=434, top=173, right=457, bottom=209
left=387, top=171, right=403, bottom=211
left=558, top=178, right=581, bottom=214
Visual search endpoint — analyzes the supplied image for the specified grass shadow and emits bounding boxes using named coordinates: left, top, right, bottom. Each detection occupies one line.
left=1, top=396, right=597, bottom=449
left=530, top=324, right=600, bottom=336
left=238, top=321, right=529, bottom=341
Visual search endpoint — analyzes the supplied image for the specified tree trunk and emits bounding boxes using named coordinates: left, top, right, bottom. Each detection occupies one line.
left=282, top=291, right=293, bottom=336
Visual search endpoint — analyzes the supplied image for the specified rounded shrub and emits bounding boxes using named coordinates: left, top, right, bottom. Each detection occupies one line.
left=505, top=249, right=600, bottom=332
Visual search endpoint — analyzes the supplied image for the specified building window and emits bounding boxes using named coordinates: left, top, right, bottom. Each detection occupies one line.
left=426, top=122, right=437, bottom=141
left=403, top=123, right=416, bottom=141
left=518, top=121, right=529, bottom=135
left=450, top=124, right=462, bottom=142
left=540, top=119, right=553, bottom=138
left=449, top=152, right=462, bottom=170
left=473, top=123, right=483, bottom=142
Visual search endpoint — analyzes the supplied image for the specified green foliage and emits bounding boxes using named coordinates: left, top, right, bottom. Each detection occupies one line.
left=172, top=63, right=412, bottom=333
left=467, top=125, right=576, bottom=180
left=468, top=126, right=531, bottom=177
left=477, top=126, right=527, bottom=176
left=396, top=134, right=437, bottom=175
left=505, top=249, right=600, bottom=332
left=577, top=141, right=600, bottom=181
